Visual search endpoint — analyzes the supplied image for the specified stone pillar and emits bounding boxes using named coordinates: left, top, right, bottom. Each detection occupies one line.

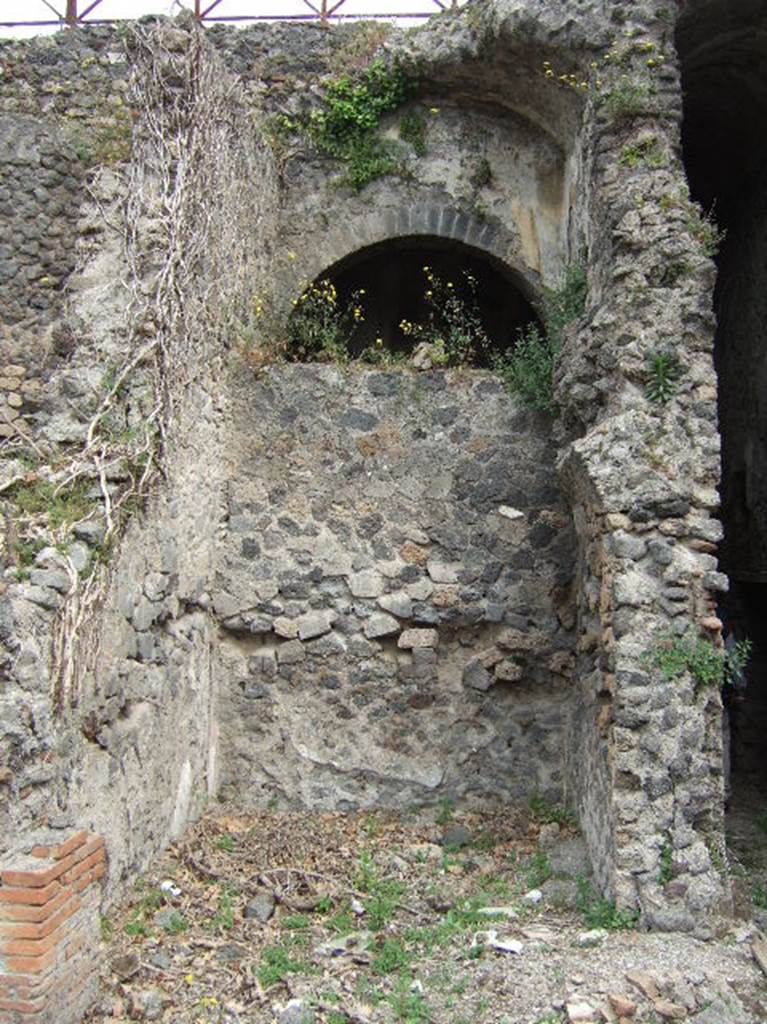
left=0, top=831, right=105, bottom=1024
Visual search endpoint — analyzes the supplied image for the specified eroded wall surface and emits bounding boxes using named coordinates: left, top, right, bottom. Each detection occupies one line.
left=217, top=364, right=574, bottom=809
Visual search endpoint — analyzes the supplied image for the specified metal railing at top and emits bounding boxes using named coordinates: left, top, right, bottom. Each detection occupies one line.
left=0, top=0, right=464, bottom=30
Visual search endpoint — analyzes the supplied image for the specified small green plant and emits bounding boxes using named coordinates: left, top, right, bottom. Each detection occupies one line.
left=645, top=350, right=682, bottom=404
left=281, top=913, right=311, bottom=930
left=399, top=268, right=491, bottom=367
left=494, top=263, right=587, bottom=414
left=522, top=850, right=552, bottom=889
left=576, top=878, right=639, bottom=930
left=211, top=890, right=235, bottom=933
left=752, top=883, right=767, bottom=910
left=435, top=797, right=454, bottom=827
left=469, top=157, right=492, bottom=190
left=13, top=479, right=93, bottom=531
left=256, top=943, right=305, bottom=988
left=646, top=631, right=752, bottom=690
left=620, top=135, right=666, bottom=169
left=529, top=795, right=577, bottom=828
left=355, top=849, right=378, bottom=893
left=315, top=894, right=334, bottom=914
left=366, top=880, right=404, bottom=931
left=215, top=834, right=235, bottom=853
left=685, top=204, right=726, bottom=257
left=658, top=837, right=673, bottom=886
left=494, top=324, right=555, bottom=414
left=123, top=914, right=152, bottom=939
left=162, top=911, right=188, bottom=935
left=399, top=109, right=427, bottom=156
left=286, top=279, right=365, bottom=363
left=371, top=938, right=413, bottom=975
left=385, top=975, right=430, bottom=1023
left=327, top=907, right=355, bottom=935
left=601, top=76, right=654, bottom=125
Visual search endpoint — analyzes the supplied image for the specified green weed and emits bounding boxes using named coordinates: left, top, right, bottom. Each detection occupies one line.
left=658, top=838, right=673, bottom=886
left=13, top=479, right=93, bottom=530
left=529, top=795, right=577, bottom=828
left=494, top=263, right=587, bottom=414
left=256, top=943, right=305, bottom=988
left=399, top=109, right=427, bottom=156
left=646, top=632, right=752, bottom=690
left=210, top=890, right=235, bottom=933
left=601, top=76, right=655, bottom=124
left=619, top=135, right=666, bottom=169
left=576, top=878, right=639, bottom=930
left=522, top=850, right=552, bottom=889
left=435, top=798, right=454, bottom=827
left=281, top=913, right=311, bottom=930
left=215, top=834, right=235, bottom=853
left=386, top=975, right=430, bottom=1023
left=308, top=59, right=416, bottom=190
left=371, top=938, right=413, bottom=975
left=645, top=349, right=682, bottom=404
left=685, top=204, right=726, bottom=257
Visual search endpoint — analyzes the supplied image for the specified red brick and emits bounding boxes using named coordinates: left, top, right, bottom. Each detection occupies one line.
left=61, top=847, right=106, bottom=887
left=0, top=994, right=47, bottom=1014
left=0, top=975, right=52, bottom=999
left=0, top=880, right=61, bottom=906
left=30, top=831, right=89, bottom=862
left=0, top=897, right=80, bottom=940
left=1, top=837, right=103, bottom=890
left=0, top=923, right=65, bottom=957
left=4, top=945, right=58, bottom=973
left=0, top=889, right=72, bottom=923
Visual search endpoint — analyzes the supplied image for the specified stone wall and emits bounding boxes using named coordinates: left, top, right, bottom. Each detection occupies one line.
left=554, top=1, right=730, bottom=928
left=0, top=17, right=279, bottom=887
left=0, top=10, right=742, bottom=1016
left=217, top=364, right=574, bottom=809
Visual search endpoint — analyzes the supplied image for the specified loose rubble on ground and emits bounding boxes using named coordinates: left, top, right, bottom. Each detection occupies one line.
left=86, top=806, right=767, bottom=1024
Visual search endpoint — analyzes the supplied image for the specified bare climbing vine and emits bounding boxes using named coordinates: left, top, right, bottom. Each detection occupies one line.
left=4, top=18, right=275, bottom=711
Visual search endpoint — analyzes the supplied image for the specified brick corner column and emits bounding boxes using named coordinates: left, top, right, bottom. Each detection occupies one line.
left=0, top=830, right=106, bottom=1024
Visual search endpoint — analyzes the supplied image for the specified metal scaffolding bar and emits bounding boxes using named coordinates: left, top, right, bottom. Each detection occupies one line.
left=1, top=0, right=464, bottom=31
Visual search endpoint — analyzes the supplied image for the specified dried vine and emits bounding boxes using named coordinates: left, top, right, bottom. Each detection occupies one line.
left=4, top=18, right=275, bottom=712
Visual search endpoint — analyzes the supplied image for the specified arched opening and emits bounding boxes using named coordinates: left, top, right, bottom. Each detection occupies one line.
left=287, top=235, right=540, bottom=367
left=677, top=0, right=767, bottom=887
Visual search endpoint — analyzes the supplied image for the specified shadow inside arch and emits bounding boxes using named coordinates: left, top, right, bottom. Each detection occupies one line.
left=299, top=232, right=541, bottom=365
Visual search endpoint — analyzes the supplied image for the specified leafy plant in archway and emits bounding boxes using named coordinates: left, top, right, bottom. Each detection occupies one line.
left=285, top=279, right=365, bottom=363
left=398, top=266, right=492, bottom=367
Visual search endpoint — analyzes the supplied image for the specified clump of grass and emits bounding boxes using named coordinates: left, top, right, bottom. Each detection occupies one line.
left=576, top=878, right=639, bottom=930
left=601, top=76, right=655, bottom=125
left=521, top=850, right=552, bottom=889
left=256, top=943, right=305, bottom=988
left=619, top=134, right=666, bottom=169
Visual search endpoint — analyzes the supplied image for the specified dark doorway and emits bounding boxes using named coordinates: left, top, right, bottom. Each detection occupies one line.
left=296, top=235, right=539, bottom=366
left=677, top=3, right=767, bottom=794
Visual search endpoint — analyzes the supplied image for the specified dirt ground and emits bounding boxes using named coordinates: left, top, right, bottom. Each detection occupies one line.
left=86, top=803, right=767, bottom=1024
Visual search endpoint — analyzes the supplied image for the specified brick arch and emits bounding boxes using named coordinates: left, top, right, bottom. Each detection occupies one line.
left=295, top=202, right=543, bottom=310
